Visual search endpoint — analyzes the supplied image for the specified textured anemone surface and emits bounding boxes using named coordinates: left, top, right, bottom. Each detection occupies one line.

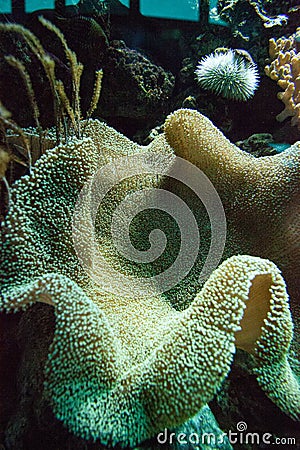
left=265, top=29, right=300, bottom=129
left=1, top=116, right=299, bottom=446
left=164, top=109, right=300, bottom=298
left=195, top=49, right=259, bottom=101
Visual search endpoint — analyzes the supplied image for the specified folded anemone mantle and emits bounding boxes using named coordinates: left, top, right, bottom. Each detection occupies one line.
left=1, top=112, right=299, bottom=447
left=164, top=109, right=300, bottom=293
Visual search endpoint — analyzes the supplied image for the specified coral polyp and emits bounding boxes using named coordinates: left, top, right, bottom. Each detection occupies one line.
left=195, top=48, right=259, bottom=101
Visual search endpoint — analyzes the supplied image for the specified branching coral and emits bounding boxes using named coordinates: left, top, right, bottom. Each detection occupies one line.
left=1, top=115, right=299, bottom=446
left=195, top=48, right=259, bottom=101
left=265, top=28, right=300, bottom=129
left=217, top=0, right=288, bottom=41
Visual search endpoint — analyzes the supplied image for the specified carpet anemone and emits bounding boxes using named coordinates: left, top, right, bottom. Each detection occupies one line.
left=1, top=112, right=299, bottom=447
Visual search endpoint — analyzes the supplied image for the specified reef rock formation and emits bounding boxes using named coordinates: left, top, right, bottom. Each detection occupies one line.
left=99, top=40, right=175, bottom=124
left=1, top=113, right=299, bottom=447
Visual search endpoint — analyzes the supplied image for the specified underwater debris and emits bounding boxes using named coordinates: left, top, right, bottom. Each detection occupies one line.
left=265, top=27, right=300, bottom=130
left=195, top=48, right=259, bottom=101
